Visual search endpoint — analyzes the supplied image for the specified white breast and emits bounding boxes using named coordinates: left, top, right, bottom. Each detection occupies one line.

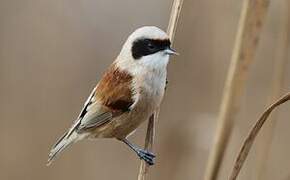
left=131, top=61, right=167, bottom=110
left=106, top=51, right=169, bottom=138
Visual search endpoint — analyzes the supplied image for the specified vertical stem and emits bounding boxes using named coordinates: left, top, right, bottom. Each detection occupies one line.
left=137, top=113, right=157, bottom=180
left=255, top=1, right=289, bottom=179
left=137, top=0, right=183, bottom=179
left=204, top=0, right=270, bottom=180
left=167, top=0, right=184, bottom=42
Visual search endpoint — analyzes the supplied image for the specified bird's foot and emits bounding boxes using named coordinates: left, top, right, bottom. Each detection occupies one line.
left=136, top=149, right=156, bottom=166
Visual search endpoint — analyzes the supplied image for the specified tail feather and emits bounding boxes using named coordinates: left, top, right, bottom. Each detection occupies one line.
left=47, top=131, right=77, bottom=166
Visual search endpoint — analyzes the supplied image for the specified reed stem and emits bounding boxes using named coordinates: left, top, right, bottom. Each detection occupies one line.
left=137, top=0, right=183, bottom=179
left=229, top=93, right=290, bottom=180
left=255, top=1, right=289, bottom=179
left=204, top=0, right=270, bottom=180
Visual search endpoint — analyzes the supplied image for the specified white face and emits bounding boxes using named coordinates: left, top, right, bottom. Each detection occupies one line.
left=136, top=50, right=170, bottom=70
left=116, top=26, right=174, bottom=75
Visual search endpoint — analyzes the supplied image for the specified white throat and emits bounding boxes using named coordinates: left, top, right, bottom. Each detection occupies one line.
left=116, top=51, right=169, bottom=77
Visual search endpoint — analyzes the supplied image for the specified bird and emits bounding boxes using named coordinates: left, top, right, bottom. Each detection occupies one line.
left=47, top=26, right=178, bottom=166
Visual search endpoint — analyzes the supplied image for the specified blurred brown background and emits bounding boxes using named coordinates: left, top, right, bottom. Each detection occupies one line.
left=0, top=0, right=290, bottom=179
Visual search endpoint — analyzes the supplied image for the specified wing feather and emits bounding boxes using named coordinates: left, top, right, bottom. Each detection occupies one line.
left=72, top=63, right=134, bottom=132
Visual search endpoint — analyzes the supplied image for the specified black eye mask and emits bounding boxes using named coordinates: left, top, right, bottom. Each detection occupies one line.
left=131, top=38, right=171, bottom=59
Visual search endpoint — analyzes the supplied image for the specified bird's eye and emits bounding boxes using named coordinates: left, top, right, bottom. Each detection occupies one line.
left=147, top=43, right=155, bottom=50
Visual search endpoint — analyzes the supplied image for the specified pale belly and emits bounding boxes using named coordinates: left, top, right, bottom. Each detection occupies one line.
left=88, top=66, right=168, bottom=139
left=91, top=90, right=163, bottom=139
left=91, top=80, right=165, bottom=139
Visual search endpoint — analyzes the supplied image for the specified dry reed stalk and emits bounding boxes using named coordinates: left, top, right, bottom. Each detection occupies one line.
left=229, top=92, right=290, bottom=180
left=137, top=112, right=157, bottom=180
left=204, top=1, right=270, bottom=180
left=255, top=1, right=289, bottom=179
left=137, top=0, right=183, bottom=179
left=166, top=0, right=184, bottom=41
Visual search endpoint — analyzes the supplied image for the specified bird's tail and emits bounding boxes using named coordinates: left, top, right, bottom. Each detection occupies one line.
left=47, top=131, right=78, bottom=166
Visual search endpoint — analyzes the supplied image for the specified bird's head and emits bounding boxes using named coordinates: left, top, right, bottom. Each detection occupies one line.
left=116, top=26, right=178, bottom=75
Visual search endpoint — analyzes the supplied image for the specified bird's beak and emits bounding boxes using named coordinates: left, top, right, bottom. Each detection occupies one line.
left=164, top=47, right=179, bottom=56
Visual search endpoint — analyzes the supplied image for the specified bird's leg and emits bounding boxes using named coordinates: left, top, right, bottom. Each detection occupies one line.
left=121, top=138, right=156, bottom=166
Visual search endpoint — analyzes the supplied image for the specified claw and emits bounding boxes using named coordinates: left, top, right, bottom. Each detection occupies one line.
left=137, top=149, right=156, bottom=166
left=121, top=139, right=156, bottom=166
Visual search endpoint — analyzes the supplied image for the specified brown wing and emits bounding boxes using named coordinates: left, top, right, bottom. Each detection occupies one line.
left=95, top=63, right=134, bottom=112
left=76, top=63, right=134, bottom=131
